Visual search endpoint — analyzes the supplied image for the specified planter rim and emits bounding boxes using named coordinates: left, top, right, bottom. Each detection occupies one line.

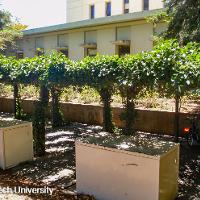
left=76, top=133, right=179, bottom=157
left=0, top=117, right=31, bottom=129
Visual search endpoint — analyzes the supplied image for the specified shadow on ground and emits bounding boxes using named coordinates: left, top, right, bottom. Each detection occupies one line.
left=0, top=120, right=199, bottom=199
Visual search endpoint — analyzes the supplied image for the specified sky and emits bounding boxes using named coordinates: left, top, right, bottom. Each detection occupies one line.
left=0, top=0, right=67, bottom=29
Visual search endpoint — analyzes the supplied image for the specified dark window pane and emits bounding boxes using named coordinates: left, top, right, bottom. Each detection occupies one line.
left=124, top=9, right=129, bottom=14
left=106, top=2, right=111, bottom=16
left=16, top=52, right=24, bottom=59
left=143, top=0, right=149, bottom=10
left=124, top=0, right=129, bottom=14
left=36, top=49, right=44, bottom=56
left=118, top=46, right=130, bottom=57
left=87, top=48, right=97, bottom=57
left=90, top=5, right=95, bottom=19
left=60, top=49, right=68, bottom=57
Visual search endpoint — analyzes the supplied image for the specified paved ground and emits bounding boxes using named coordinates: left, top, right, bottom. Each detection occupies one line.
left=0, top=118, right=199, bottom=199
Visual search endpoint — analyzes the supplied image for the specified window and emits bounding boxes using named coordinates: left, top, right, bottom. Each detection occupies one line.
left=84, top=31, right=97, bottom=57
left=35, top=37, right=44, bottom=56
left=16, top=51, right=24, bottom=59
left=57, top=34, right=68, bottom=47
left=35, top=48, right=44, bottom=56
left=86, top=48, right=97, bottom=57
left=124, top=8, right=129, bottom=14
left=57, top=34, right=68, bottom=56
left=143, top=0, right=149, bottom=10
left=59, top=48, right=68, bottom=57
left=124, top=0, right=129, bottom=14
left=118, top=46, right=130, bottom=57
left=90, top=5, right=95, bottom=19
left=114, top=27, right=131, bottom=56
left=106, top=2, right=111, bottom=16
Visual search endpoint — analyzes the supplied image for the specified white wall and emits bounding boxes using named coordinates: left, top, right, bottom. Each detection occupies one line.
left=68, top=31, right=84, bottom=61
left=130, top=23, right=153, bottom=54
left=97, top=28, right=116, bottom=55
left=22, top=21, right=167, bottom=60
left=149, top=0, right=164, bottom=10
left=85, top=31, right=97, bottom=43
left=44, top=35, right=57, bottom=54
left=23, top=37, right=35, bottom=58
left=67, top=0, right=84, bottom=23
left=129, top=0, right=143, bottom=12
left=117, top=26, right=131, bottom=40
left=67, top=0, right=164, bottom=23
left=58, top=34, right=69, bottom=47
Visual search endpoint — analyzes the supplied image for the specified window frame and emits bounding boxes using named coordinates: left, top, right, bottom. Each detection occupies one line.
left=16, top=51, right=24, bottom=59
left=57, top=34, right=68, bottom=48
left=86, top=48, right=97, bottom=57
left=116, top=45, right=130, bottom=57
left=58, top=48, right=69, bottom=57
left=123, top=0, right=129, bottom=14
left=105, top=2, right=111, bottom=17
left=90, top=4, right=95, bottom=19
left=143, top=0, right=149, bottom=11
left=35, top=48, right=44, bottom=56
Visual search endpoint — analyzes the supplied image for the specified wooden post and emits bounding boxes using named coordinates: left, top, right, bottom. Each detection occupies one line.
left=174, top=95, right=180, bottom=143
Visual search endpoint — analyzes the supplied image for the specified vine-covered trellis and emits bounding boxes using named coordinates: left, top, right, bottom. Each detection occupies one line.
left=0, top=40, right=199, bottom=156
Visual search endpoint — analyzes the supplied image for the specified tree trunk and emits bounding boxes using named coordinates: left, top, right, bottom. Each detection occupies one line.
left=33, top=85, right=49, bottom=157
left=100, top=88, right=114, bottom=133
left=51, top=86, right=64, bottom=128
left=124, top=89, right=136, bottom=135
left=13, top=83, right=21, bottom=119
left=40, top=85, right=49, bottom=105
left=174, top=95, right=180, bottom=143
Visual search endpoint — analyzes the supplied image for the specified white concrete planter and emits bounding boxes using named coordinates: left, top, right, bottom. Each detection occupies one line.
left=76, top=134, right=179, bottom=200
left=0, top=118, right=33, bottom=170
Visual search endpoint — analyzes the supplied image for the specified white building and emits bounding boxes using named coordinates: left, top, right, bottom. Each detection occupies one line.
left=14, top=0, right=167, bottom=60
left=67, top=0, right=164, bottom=22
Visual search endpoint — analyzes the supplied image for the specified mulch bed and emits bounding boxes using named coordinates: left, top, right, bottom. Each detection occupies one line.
left=0, top=121, right=199, bottom=200
left=0, top=171, right=93, bottom=200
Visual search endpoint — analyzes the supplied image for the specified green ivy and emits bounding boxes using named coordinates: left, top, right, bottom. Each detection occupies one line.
left=0, top=41, right=199, bottom=152
left=32, top=85, right=49, bottom=157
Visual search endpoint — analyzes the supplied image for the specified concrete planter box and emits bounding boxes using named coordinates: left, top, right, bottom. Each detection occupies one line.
left=76, top=134, right=179, bottom=200
left=0, top=117, right=33, bottom=170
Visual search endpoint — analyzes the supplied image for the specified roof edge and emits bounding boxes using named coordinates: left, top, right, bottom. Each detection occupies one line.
left=23, top=9, right=164, bottom=36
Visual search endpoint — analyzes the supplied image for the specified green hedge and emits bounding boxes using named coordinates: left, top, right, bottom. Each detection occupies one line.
left=0, top=40, right=199, bottom=92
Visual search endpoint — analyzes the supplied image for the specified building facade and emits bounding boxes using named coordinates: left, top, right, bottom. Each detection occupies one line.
left=13, top=0, right=167, bottom=61
left=67, top=0, right=164, bottom=22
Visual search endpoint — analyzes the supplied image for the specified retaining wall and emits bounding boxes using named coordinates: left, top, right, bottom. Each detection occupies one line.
left=0, top=97, right=191, bottom=136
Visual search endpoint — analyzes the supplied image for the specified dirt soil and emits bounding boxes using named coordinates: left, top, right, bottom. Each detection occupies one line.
left=0, top=121, right=199, bottom=200
left=1, top=93, right=200, bottom=113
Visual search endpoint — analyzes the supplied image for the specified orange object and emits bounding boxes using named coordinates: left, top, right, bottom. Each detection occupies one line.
left=183, top=128, right=190, bottom=134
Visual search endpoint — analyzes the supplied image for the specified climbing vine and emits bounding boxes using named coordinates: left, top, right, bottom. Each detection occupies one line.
left=0, top=40, right=199, bottom=154
left=51, top=86, right=65, bottom=128
left=32, top=85, right=49, bottom=156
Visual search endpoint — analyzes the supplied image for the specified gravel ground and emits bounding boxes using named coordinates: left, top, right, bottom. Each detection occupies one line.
left=0, top=117, right=199, bottom=199
left=0, top=194, right=32, bottom=200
